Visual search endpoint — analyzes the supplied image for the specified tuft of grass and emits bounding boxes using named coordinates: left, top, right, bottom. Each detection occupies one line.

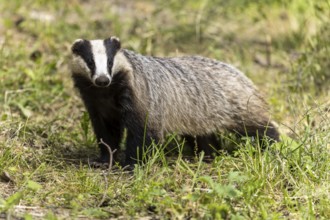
left=0, top=0, right=329, bottom=219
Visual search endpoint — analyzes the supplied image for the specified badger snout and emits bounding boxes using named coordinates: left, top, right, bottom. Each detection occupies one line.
left=94, top=75, right=111, bottom=87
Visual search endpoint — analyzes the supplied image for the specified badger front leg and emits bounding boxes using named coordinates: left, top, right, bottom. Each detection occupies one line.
left=86, top=106, right=121, bottom=164
left=122, top=111, right=159, bottom=166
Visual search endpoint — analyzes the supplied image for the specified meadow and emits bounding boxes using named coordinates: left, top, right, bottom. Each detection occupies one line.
left=0, top=0, right=329, bottom=219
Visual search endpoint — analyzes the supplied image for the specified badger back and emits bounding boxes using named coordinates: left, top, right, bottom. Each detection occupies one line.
left=123, top=51, right=270, bottom=135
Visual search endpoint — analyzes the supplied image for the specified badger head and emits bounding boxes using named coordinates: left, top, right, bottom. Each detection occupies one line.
left=70, top=37, right=121, bottom=87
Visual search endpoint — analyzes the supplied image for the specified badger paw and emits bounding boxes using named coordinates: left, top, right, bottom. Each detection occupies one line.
left=89, top=159, right=110, bottom=169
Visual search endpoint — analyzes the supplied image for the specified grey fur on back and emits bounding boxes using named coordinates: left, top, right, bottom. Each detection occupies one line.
left=121, top=49, right=271, bottom=139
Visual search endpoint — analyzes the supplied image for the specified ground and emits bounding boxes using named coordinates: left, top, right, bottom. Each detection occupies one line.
left=0, top=0, right=329, bottom=219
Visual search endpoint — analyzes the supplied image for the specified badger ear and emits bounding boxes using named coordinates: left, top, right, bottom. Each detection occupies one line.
left=73, top=39, right=83, bottom=44
left=105, top=36, right=121, bottom=51
left=111, top=36, right=121, bottom=47
left=71, top=39, right=85, bottom=54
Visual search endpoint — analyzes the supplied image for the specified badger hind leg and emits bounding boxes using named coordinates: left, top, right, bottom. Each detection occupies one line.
left=234, top=121, right=280, bottom=145
left=196, top=135, right=219, bottom=157
left=184, top=134, right=219, bottom=157
left=262, top=122, right=280, bottom=142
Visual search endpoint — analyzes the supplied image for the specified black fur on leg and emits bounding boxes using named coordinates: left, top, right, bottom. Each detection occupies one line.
left=97, top=123, right=121, bottom=163
left=196, top=135, right=219, bottom=156
left=184, top=134, right=219, bottom=157
left=233, top=122, right=280, bottom=146
left=83, top=113, right=121, bottom=168
left=263, top=122, right=280, bottom=142
left=87, top=112, right=121, bottom=165
left=121, top=111, right=160, bottom=166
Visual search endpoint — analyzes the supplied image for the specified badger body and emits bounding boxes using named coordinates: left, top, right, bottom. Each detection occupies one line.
left=70, top=37, right=279, bottom=166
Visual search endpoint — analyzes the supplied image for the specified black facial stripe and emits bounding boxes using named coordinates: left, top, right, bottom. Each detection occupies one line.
left=72, top=40, right=96, bottom=75
left=104, top=38, right=121, bottom=75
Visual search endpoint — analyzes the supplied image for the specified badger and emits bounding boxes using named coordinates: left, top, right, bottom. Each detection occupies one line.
left=70, top=36, right=280, bottom=166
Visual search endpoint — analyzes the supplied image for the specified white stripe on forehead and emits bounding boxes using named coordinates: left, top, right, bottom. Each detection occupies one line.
left=90, top=40, right=109, bottom=77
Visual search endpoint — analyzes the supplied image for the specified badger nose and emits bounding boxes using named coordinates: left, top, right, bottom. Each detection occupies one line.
left=94, top=75, right=110, bottom=87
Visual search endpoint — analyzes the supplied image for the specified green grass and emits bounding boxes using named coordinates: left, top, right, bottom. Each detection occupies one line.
left=0, top=0, right=329, bottom=219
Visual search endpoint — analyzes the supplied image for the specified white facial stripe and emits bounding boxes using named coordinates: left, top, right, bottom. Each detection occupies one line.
left=90, top=40, right=110, bottom=81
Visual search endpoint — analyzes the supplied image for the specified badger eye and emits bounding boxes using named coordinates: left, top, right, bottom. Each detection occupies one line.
left=107, top=59, right=113, bottom=70
left=86, top=59, right=94, bottom=67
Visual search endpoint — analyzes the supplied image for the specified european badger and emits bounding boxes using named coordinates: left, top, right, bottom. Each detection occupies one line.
left=70, top=37, right=279, bottom=166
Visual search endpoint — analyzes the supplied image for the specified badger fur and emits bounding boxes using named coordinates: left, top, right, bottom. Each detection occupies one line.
left=70, top=37, right=279, bottom=166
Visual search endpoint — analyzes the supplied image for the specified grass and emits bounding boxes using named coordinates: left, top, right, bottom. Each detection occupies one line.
left=0, top=0, right=329, bottom=219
